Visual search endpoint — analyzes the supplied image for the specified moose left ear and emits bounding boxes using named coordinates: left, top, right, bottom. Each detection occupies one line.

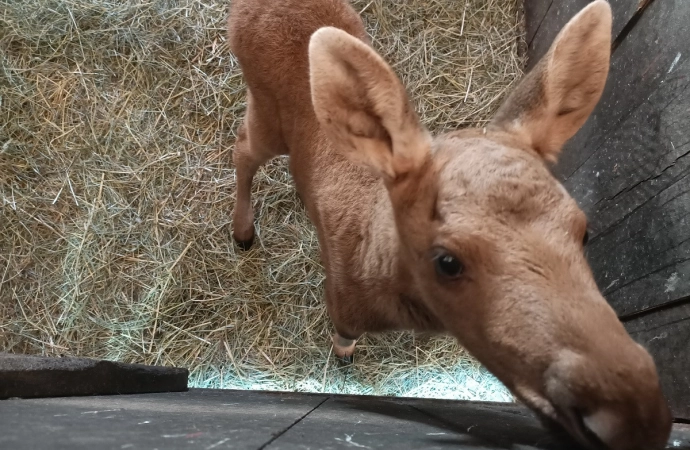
left=309, top=26, right=431, bottom=181
left=489, top=0, right=612, bottom=161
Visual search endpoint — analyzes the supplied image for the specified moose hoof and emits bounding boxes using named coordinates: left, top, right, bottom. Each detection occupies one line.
left=233, top=232, right=255, bottom=251
left=337, top=354, right=354, bottom=365
left=332, top=334, right=356, bottom=365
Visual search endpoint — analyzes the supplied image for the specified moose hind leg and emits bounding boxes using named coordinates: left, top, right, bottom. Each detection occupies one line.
left=232, top=89, right=286, bottom=250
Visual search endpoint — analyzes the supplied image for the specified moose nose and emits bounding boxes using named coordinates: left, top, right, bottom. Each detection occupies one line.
left=545, top=394, right=672, bottom=450
left=558, top=407, right=609, bottom=450
left=570, top=406, right=631, bottom=450
left=564, top=406, right=670, bottom=450
left=544, top=349, right=672, bottom=450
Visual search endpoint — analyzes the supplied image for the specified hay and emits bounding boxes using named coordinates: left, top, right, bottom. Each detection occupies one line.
left=0, top=0, right=524, bottom=401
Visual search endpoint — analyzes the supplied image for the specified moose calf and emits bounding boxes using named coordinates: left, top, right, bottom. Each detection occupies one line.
left=227, top=1, right=672, bottom=448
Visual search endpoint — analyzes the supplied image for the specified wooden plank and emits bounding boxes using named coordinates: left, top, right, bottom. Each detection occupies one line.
left=0, top=389, right=327, bottom=450
left=416, top=400, right=690, bottom=447
left=524, top=0, right=552, bottom=45
left=1, top=388, right=688, bottom=448
left=0, top=353, right=188, bottom=399
left=526, top=0, right=640, bottom=70
left=582, top=173, right=689, bottom=315
left=268, top=396, right=573, bottom=450
left=607, top=261, right=690, bottom=318
left=624, top=302, right=690, bottom=419
left=268, top=396, right=499, bottom=449
left=410, top=400, right=582, bottom=449
left=556, top=0, right=690, bottom=316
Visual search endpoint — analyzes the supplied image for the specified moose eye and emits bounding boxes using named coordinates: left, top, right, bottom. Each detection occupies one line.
left=582, top=230, right=590, bottom=246
left=433, top=250, right=464, bottom=280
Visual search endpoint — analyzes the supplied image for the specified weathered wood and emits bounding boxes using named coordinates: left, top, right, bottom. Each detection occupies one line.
left=556, top=0, right=690, bottom=316
left=410, top=399, right=583, bottom=449
left=610, top=0, right=649, bottom=35
left=563, top=71, right=690, bottom=237
left=526, top=0, right=641, bottom=70
left=269, top=396, right=579, bottom=450
left=1, top=388, right=688, bottom=449
left=0, top=353, right=188, bottom=399
left=607, top=260, right=690, bottom=318
left=624, top=302, right=690, bottom=419
left=524, top=0, right=552, bottom=45
left=417, top=400, right=690, bottom=447
left=581, top=158, right=690, bottom=315
left=0, top=389, right=326, bottom=450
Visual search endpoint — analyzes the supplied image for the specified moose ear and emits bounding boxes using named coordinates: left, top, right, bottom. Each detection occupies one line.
left=489, top=0, right=612, bottom=161
left=308, top=27, right=431, bottom=181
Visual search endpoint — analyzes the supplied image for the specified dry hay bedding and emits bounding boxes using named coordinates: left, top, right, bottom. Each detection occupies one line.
left=0, top=0, right=525, bottom=400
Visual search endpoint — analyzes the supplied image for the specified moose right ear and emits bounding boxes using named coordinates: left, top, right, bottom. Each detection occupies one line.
left=308, top=27, right=431, bottom=182
left=489, top=0, right=612, bottom=162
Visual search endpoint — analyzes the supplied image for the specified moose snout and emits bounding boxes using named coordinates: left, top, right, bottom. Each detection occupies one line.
left=543, top=346, right=672, bottom=450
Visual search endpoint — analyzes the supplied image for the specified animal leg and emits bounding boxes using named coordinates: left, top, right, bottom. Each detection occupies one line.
left=332, top=332, right=358, bottom=363
left=232, top=89, right=286, bottom=250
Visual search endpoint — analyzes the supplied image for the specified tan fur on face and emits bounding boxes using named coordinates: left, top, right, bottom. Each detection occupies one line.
left=228, top=0, right=671, bottom=448
left=389, top=128, right=671, bottom=449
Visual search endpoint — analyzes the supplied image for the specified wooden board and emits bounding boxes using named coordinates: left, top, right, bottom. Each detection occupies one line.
left=524, top=0, right=552, bottom=45
left=526, top=0, right=640, bottom=70
left=624, top=303, right=690, bottom=419
left=558, top=0, right=690, bottom=316
left=409, top=400, right=580, bottom=449
left=0, top=353, right=188, bottom=399
left=0, top=389, right=326, bottom=450
left=268, top=396, right=578, bottom=450
left=1, top=388, right=689, bottom=449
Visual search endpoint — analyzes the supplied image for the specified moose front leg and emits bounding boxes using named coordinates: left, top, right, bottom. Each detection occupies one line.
left=324, top=281, right=363, bottom=364
left=328, top=302, right=360, bottom=363
left=332, top=331, right=358, bottom=363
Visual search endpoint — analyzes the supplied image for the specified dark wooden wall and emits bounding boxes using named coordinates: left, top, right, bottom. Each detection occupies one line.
left=524, top=0, right=690, bottom=419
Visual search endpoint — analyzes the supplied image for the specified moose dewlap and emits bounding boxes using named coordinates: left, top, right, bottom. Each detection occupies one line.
left=228, top=0, right=672, bottom=449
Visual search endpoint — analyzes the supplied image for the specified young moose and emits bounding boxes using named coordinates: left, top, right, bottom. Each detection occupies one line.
left=228, top=0, right=672, bottom=448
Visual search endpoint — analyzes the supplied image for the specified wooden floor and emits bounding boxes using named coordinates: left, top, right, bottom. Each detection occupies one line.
left=1, top=389, right=689, bottom=449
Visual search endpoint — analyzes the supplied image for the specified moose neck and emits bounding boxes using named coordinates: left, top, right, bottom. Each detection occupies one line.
left=356, top=181, right=441, bottom=332
left=292, top=121, right=440, bottom=332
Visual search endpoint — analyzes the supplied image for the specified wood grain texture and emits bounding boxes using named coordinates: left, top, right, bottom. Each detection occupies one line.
left=625, top=303, right=690, bottom=419
left=0, top=389, right=326, bottom=450
left=1, top=388, right=689, bottom=449
left=525, top=0, right=552, bottom=44
left=271, top=396, right=581, bottom=450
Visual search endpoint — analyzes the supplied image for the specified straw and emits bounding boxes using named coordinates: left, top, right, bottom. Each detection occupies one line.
left=0, top=0, right=524, bottom=401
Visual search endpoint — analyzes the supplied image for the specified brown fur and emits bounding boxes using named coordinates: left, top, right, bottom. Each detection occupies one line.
left=227, top=1, right=671, bottom=449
